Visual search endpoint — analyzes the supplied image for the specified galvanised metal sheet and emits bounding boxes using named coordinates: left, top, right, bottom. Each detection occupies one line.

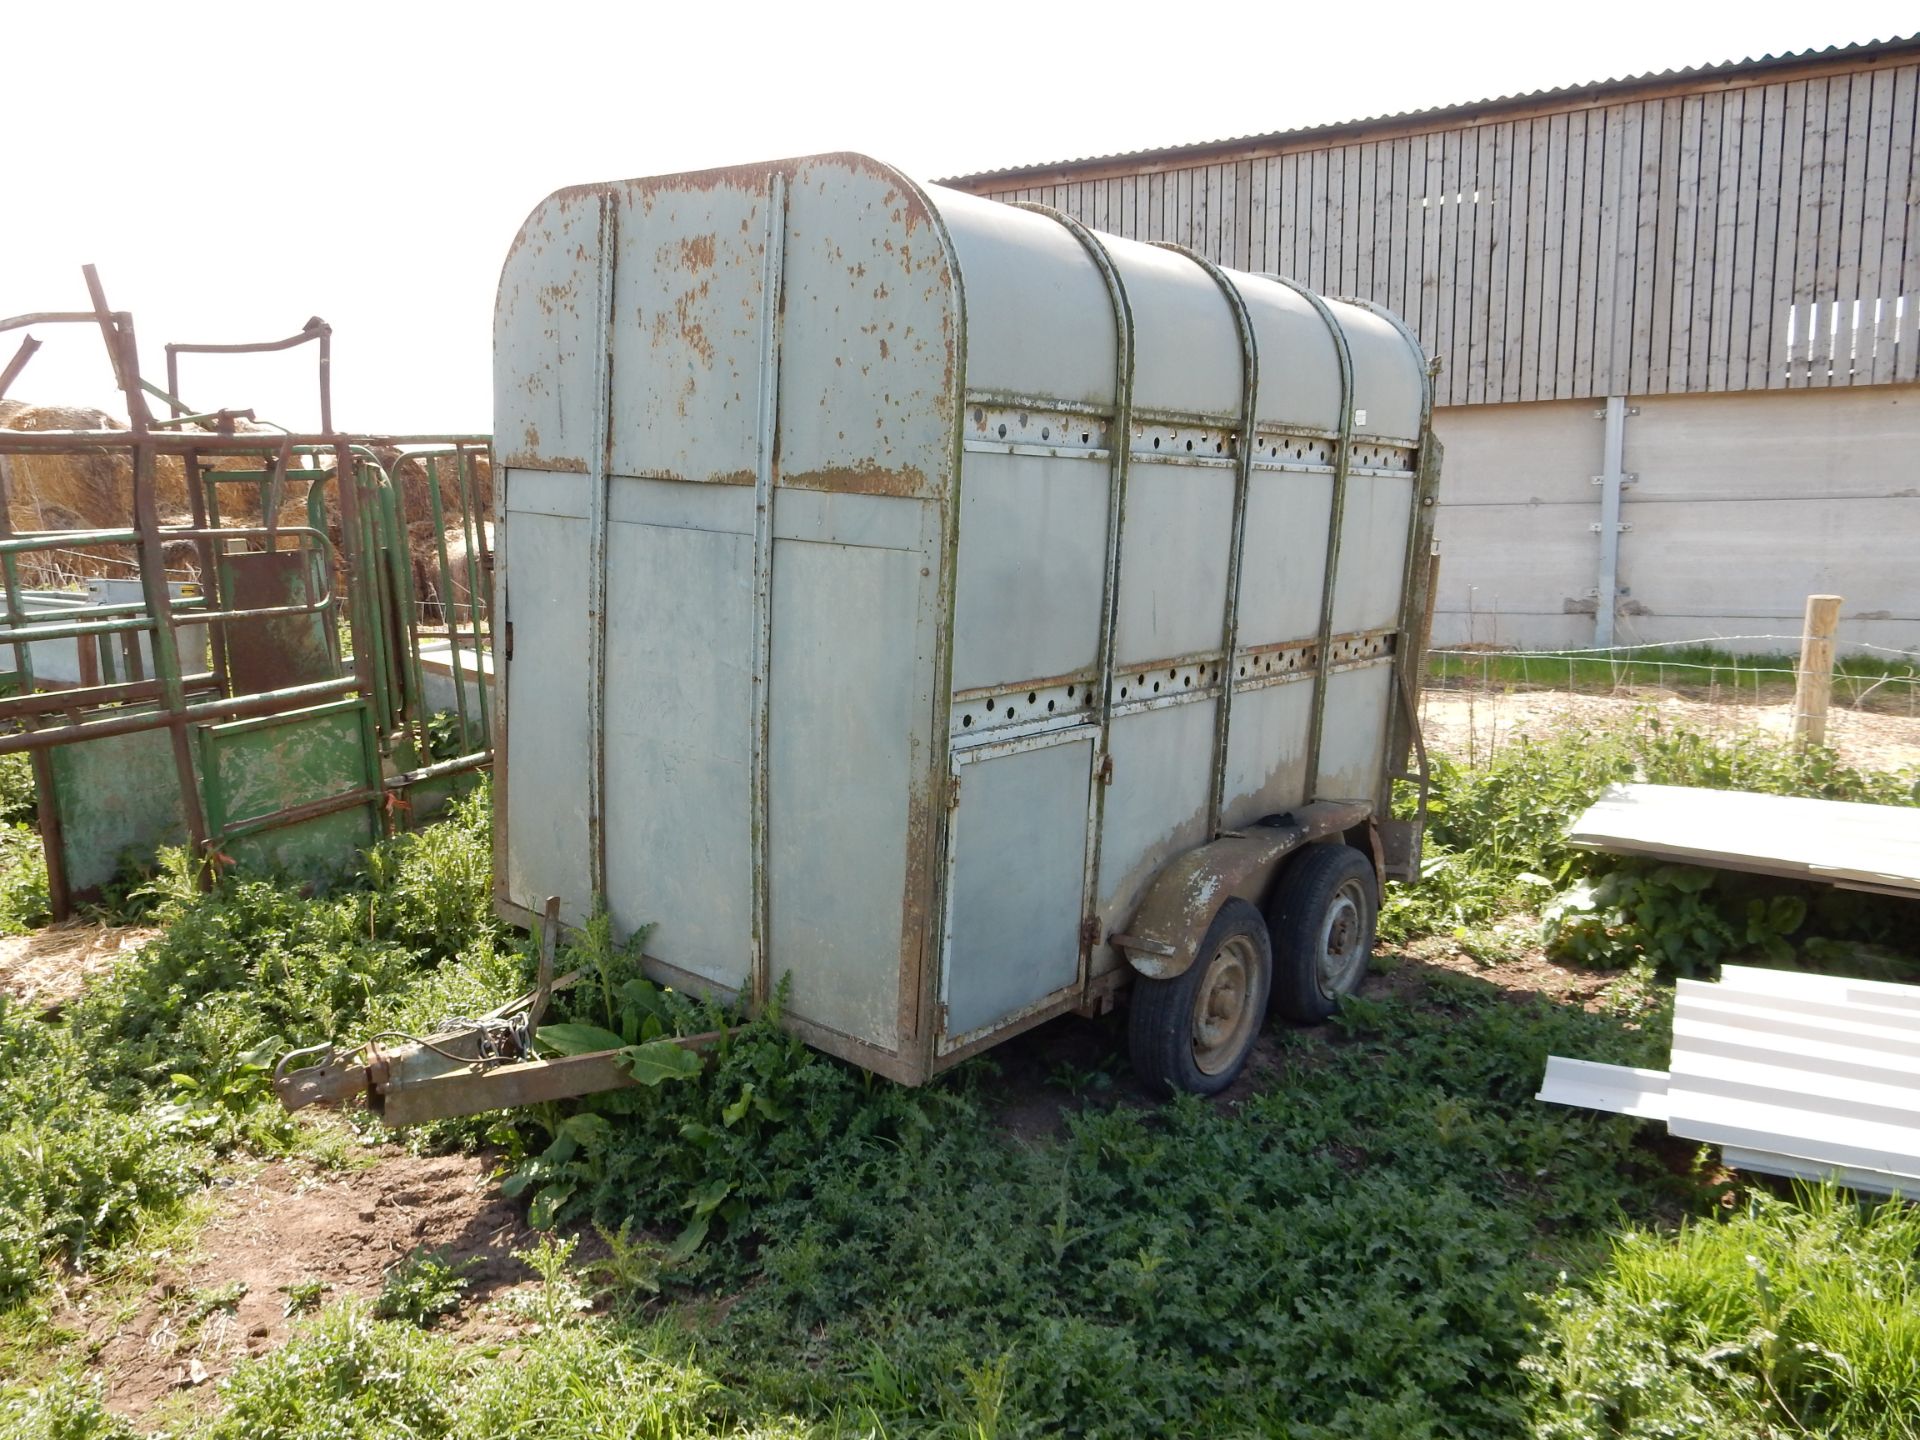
left=1329, top=471, right=1418, bottom=636
left=1315, top=664, right=1394, bottom=802
left=601, top=492, right=755, bottom=992
left=1099, top=233, right=1242, bottom=416
left=1112, top=460, right=1237, bottom=666
left=952, top=449, right=1109, bottom=693
left=1237, top=469, right=1333, bottom=645
left=501, top=471, right=592, bottom=927
left=942, top=734, right=1095, bottom=1041
left=1243, top=286, right=1343, bottom=434
left=767, top=536, right=926, bottom=1053
left=1219, top=679, right=1314, bottom=827
left=1096, top=697, right=1219, bottom=938
left=935, top=189, right=1116, bottom=406
left=1332, top=301, right=1425, bottom=442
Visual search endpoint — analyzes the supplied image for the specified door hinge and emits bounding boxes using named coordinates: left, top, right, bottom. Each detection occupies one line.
left=1098, top=753, right=1114, bottom=785
left=504, top=620, right=514, bottom=662
left=948, top=773, right=962, bottom=810
left=1079, top=915, right=1101, bottom=953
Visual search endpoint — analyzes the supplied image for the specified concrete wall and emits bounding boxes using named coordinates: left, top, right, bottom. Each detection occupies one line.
left=1429, top=382, right=1920, bottom=656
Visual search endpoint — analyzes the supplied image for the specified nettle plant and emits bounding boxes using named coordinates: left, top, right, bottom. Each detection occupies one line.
left=1543, top=862, right=1807, bottom=976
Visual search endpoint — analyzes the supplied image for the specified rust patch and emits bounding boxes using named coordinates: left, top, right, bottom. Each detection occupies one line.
left=501, top=451, right=588, bottom=474
left=782, top=460, right=929, bottom=499
left=678, top=234, right=718, bottom=271
left=522, top=424, right=540, bottom=451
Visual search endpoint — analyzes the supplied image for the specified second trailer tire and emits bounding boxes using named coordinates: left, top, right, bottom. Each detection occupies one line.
left=1129, top=897, right=1273, bottom=1096
left=1268, top=844, right=1378, bottom=1024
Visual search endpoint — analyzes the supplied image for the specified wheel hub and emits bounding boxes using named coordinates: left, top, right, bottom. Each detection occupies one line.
left=1192, top=933, right=1260, bottom=1075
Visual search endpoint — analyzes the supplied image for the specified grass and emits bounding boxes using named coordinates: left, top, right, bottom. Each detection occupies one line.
left=0, top=722, right=1917, bottom=1437
left=1428, top=641, right=1920, bottom=711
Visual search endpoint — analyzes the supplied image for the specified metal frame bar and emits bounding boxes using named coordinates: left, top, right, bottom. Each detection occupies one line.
left=748, top=173, right=790, bottom=1014
left=583, top=194, right=619, bottom=903
left=1595, top=394, right=1629, bottom=647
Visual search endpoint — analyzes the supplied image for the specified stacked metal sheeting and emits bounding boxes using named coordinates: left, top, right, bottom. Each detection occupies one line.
left=1539, top=965, right=1920, bottom=1195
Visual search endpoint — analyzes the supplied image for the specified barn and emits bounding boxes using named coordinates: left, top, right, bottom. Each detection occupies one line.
left=941, top=36, right=1920, bottom=656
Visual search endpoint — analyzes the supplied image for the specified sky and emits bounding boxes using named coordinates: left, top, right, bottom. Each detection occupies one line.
left=6, top=0, right=1915, bottom=432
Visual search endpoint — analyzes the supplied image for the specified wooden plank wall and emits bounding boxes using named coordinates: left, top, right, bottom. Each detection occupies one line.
left=968, top=64, right=1920, bottom=404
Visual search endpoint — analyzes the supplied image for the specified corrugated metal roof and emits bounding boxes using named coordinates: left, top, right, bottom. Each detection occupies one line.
left=939, top=33, right=1920, bottom=188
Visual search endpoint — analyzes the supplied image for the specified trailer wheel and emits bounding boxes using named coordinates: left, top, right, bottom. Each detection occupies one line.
left=1128, top=898, right=1272, bottom=1096
left=1268, top=844, right=1377, bottom=1023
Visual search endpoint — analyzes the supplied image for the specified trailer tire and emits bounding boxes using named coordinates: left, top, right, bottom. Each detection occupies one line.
left=1128, top=897, right=1272, bottom=1096
left=1268, top=843, right=1377, bottom=1024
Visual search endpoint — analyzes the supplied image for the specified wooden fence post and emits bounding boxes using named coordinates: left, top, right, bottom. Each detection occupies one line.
left=1792, top=595, right=1843, bottom=747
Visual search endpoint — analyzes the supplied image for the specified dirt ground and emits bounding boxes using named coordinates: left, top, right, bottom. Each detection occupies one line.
left=0, top=920, right=158, bottom=1012
left=1420, top=685, right=1920, bottom=773
left=61, top=1146, right=544, bottom=1421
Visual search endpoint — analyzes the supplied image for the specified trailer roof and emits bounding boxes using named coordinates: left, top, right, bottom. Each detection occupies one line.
left=938, top=32, right=1920, bottom=188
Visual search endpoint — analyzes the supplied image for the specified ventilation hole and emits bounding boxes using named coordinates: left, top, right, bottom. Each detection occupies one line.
left=1120, top=686, right=1129, bottom=698
left=1152, top=436, right=1161, bottom=449
left=1082, top=432, right=1090, bottom=444
left=1027, top=692, right=1037, bottom=705
left=1215, top=440, right=1224, bottom=453
left=1005, top=706, right=1015, bottom=719
left=1136, top=674, right=1145, bottom=686
left=1152, top=681, right=1161, bottom=693
left=1238, top=665, right=1247, bottom=677
left=1019, top=412, right=1030, bottom=427
left=1041, top=426, right=1051, bottom=441
left=962, top=713, right=973, bottom=727
left=973, top=407, right=984, bottom=422
left=997, top=423, right=1007, bottom=439
left=1183, top=675, right=1192, bottom=687
left=1185, top=439, right=1194, bottom=452
left=1270, top=447, right=1278, bottom=457
left=1067, top=684, right=1076, bottom=698
left=1167, top=668, right=1176, bottom=679
left=1047, top=699, right=1056, bottom=712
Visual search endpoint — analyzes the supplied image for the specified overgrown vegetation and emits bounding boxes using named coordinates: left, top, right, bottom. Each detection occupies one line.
left=2, top=720, right=1919, bottom=1438
left=1429, top=642, right=1920, bottom=711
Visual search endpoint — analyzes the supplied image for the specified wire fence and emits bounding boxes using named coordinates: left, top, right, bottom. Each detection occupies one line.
left=1427, top=635, right=1920, bottom=717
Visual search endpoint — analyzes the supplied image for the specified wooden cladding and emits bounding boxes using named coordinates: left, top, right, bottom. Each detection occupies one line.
left=965, top=65, right=1920, bottom=404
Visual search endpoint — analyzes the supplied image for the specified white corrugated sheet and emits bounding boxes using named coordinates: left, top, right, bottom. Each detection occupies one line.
left=1566, top=784, right=1920, bottom=898
left=1538, top=965, right=1920, bottom=1195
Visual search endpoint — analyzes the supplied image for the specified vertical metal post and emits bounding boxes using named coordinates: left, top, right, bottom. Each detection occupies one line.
left=748, top=174, right=789, bottom=1013
left=1594, top=395, right=1629, bottom=649
left=583, top=194, right=619, bottom=905
left=1014, top=202, right=1133, bottom=986
left=0, top=468, right=70, bottom=917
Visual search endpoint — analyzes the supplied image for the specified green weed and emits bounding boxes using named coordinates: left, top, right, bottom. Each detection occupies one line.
left=373, top=1247, right=474, bottom=1328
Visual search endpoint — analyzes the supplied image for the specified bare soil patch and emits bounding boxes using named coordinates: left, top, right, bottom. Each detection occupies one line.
left=0, top=919, right=158, bottom=1011
left=66, top=1147, right=541, bottom=1421
left=1419, top=686, right=1920, bottom=773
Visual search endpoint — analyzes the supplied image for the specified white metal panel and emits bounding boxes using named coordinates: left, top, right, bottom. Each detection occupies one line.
left=1237, top=469, right=1333, bottom=645
left=601, top=501, right=754, bottom=990
left=1219, top=679, right=1313, bottom=827
left=1240, top=284, right=1343, bottom=433
left=501, top=472, right=592, bottom=926
left=1112, top=462, right=1236, bottom=665
left=1329, top=472, right=1417, bottom=636
left=767, top=537, right=927, bottom=1053
left=1100, top=234, right=1242, bottom=416
left=1537, top=1056, right=1673, bottom=1120
left=942, top=735, right=1095, bottom=1040
left=952, top=450, right=1109, bottom=691
left=930, top=186, right=1117, bottom=406
left=1098, top=699, right=1218, bottom=934
left=1315, top=664, right=1393, bottom=801
left=1330, top=300, right=1425, bottom=440
left=1568, top=783, right=1920, bottom=894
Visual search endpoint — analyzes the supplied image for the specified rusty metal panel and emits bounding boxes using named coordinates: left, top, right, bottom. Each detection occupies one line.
left=600, top=480, right=754, bottom=990
left=609, top=177, right=769, bottom=485
left=495, top=192, right=612, bottom=473
left=501, top=471, right=592, bottom=927
left=766, top=535, right=926, bottom=1053
left=951, top=447, right=1108, bottom=693
left=50, top=713, right=187, bottom=895
left=941, top=733, right=1094, bottom=1043
left=1316, top=664, right=1394, bottom=801
left=776, top=158, right=959, bottom=500
left=217, top=548, right=337, bottom=694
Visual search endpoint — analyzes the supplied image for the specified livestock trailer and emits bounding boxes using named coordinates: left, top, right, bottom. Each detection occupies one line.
left=483, top=153, right=1438, bottom=1098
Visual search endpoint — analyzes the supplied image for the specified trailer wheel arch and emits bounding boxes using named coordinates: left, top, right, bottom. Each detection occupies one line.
left=1109, top=799, right=1373, bottom=982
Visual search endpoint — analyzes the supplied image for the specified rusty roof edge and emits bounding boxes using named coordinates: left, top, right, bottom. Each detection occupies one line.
left=936, top=33, right=1920, bottom=187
